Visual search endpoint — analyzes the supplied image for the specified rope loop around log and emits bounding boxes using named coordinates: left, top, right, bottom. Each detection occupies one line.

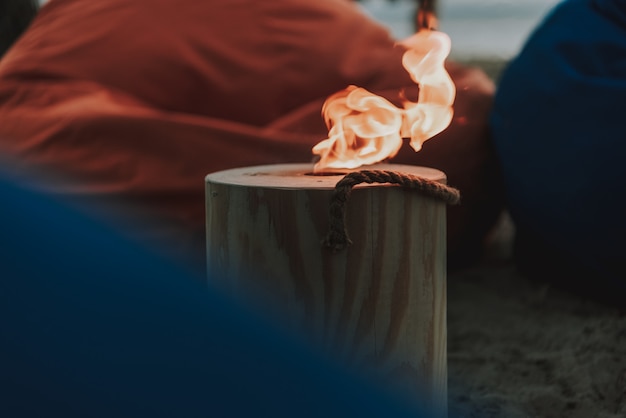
left=322, top=170, right=461, bottom=253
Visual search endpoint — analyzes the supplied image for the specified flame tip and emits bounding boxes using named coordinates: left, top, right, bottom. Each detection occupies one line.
left=313, top=27, right=455, bottom=170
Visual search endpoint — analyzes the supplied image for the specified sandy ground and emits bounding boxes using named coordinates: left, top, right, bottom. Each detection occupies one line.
left=446, top=212, right=626, bottom=418
left=456, top=58, right=509, bottom=85
left=434, top=58, right=626, bottom=417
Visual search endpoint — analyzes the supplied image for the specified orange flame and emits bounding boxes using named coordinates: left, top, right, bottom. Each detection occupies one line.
left=312, top=28, right=455, bottom=171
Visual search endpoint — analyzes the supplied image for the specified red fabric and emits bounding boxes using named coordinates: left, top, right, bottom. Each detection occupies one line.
left=0, top=0, right=503, bottom=270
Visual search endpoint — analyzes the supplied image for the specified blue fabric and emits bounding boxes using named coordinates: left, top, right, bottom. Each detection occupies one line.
left=491, top=0, right=626, bottom=287
left=0, top=173, right=430, bottom=417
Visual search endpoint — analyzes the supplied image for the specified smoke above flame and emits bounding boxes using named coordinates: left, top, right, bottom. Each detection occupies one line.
left=312, top=28, right=455, bottom=171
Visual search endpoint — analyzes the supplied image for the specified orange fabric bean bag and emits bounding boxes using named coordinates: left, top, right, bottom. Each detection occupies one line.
left=0, top=0, right=503, bottom=271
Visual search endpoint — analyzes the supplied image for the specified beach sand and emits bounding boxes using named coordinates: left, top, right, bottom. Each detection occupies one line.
left=457, top=58, right=509, bottom=85
left=443, top=60, right=626, bottom=417
left=446, top=210, right=626, bottom=418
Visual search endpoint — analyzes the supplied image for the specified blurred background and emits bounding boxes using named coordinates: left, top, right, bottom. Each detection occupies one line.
left=357, top=0, right=563, bottom=81
left=34, top=0, right=563, bottom=61
left=33, top=0, right=563, bottom=81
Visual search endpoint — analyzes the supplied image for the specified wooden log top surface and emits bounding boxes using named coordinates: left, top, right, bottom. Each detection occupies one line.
left=205, top=163, right=446, bottom=190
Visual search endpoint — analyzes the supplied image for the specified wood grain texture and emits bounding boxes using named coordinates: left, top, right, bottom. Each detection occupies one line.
left=205, top=163, right=448, bottom=416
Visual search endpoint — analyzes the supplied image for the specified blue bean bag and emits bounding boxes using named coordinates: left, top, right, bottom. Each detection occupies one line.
left=0, top=169, right=431, bottom=418
left=491, top=0, right=626, bottom=300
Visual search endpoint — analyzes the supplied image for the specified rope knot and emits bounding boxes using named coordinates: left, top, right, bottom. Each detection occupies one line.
left=321, top=170, right=460, bottom=252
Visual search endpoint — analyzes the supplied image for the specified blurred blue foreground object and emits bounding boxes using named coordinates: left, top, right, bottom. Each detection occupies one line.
left=0, top=171, right=431, bottom=417
left=490, top=0, right=626, bottom=304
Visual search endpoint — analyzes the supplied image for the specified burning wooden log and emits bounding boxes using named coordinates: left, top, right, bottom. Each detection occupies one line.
left=205, top=162, right=459, bottom=416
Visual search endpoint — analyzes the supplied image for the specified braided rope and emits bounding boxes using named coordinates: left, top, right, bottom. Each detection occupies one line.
left=321, top=170, right=461, bottom=252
